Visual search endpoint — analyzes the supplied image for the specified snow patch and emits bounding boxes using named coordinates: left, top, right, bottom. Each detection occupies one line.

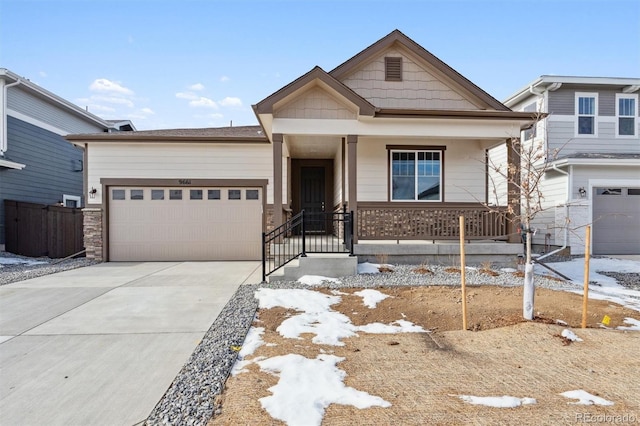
left=561, top=329, right=583, bottom=342
left=278, top=311, right=357, bottom=346
left=230, top=327, right=266, bottom=375
left=555, top=319, right=568, bottom=326
left=500, top=267, right=517, bottom=273
left=617, top=317, right=640, bottom=331
left=560, top=390, right=614, bottom=406
left=357, top=262, right=383, bottom=274
left=354, top=289, right=390, bottom=308
left=257, top=354, right=391, bottom=426
left=0, top=257, right=47, bottom=267
left=455, top=394, right=536, bottom=408
left=256, top=288, right=340, bottom=313
left=358, top=320, right=426, bottom=334
left=297, top=275, right=341, bottom=286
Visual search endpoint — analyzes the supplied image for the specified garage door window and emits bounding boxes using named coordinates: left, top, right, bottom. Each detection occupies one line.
left=208, top=189, right=220, bottom=200
left=131, top=189, right=144, bottom=200
left=229, top=189, right=241, bottom=200
left=151, top=189, right=164, bottom=200
left=169, top=189, right=182, bottom=200
left=628, top=188, right=640, bottom=196
left=596, top=188, right=621, bottom=195
left=246, top=189, right=259, bottom=200
left=190, top=189, right=203, bottom=200
left=112, top=189, right=125, bottom=200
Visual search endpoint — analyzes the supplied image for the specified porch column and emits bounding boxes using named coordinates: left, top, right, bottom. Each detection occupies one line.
left=273, top=133, right=283, bottom=228
left=506, top=137, right=521, bottom=243
left=347, top=135, right=358, bottom=243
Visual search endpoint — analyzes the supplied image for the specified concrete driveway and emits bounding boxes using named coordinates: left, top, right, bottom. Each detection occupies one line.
left=0, top=261, right=261, bottom=426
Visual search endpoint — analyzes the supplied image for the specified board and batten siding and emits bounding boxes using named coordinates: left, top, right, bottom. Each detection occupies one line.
left=356, top=138, right=489, bottom=202
left=0, top=116, right=84, bottom=243
left=341, top=47, right=479, bottom=110
left=87, top=143, right=274, bottom=204
left=7, top=86, right=106, bottom=134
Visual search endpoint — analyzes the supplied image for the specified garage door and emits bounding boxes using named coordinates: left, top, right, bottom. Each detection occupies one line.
left=592, top=187, right=640, bottom=255
left=109, top=187, right=262, bottom=261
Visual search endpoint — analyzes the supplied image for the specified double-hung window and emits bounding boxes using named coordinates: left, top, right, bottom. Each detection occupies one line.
left=575, top=92, right=597, bottom=136
left=616, top=94, right=637, bottom=137
left=391, top=149, right=442, bottom=201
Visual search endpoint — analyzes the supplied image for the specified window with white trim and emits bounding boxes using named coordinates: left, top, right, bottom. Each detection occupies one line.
left=616, top=94, right=637, bottom=137
left=575, top=92, right=597, bottom=136
left=391, top=150, right=442, bottom=201
left=63, top=194, right=82, bottom=208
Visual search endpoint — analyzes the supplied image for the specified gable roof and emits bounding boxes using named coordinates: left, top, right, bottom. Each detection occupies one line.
left=329, top=30, right=510, bottom=111
left=253, top=66, right=376, bottom=116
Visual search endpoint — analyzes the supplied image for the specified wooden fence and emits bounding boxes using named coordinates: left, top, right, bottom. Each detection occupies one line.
left=4, top=200, right=84, bottom=258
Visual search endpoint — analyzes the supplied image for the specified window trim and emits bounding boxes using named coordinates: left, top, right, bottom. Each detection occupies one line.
left=575, top=92, right=598, bottom=137
left=387, top=146, right=445, bottom=202
left=615, top=93, right=637, bottom=138
left=63, top=194, right=82, bottom=208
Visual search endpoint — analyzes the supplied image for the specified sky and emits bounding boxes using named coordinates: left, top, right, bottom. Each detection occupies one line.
left=1, top=0, right=639, bottom=131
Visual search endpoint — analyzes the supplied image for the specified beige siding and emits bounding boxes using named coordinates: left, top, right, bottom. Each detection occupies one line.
left=356, top=138, right=487, bottom=202
left=274, top=86, right=357, bottom=119
left=487, top=143, right=508, bottom=206
left=88, top=143, right=274, bottom=204
left=341, top=47, right=479, bottom=110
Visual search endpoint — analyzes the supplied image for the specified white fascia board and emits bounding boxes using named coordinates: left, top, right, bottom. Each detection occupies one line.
left=272, top=117, right=525, bottom=139
left=0, top=158, right=26, bottom=169
left=550, top=158, right=640, bottom=167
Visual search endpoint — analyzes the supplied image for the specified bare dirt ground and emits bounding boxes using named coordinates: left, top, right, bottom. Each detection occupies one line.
left=210, top=285, right=640, bottom=425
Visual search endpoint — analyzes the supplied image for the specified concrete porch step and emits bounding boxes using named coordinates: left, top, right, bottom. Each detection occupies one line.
left=267, top=254, right=357, bottom=283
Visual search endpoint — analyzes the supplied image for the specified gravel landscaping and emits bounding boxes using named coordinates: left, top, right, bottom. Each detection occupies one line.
left=0, top=251, right=99, bottom=286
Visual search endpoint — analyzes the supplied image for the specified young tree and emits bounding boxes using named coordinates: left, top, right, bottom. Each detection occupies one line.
left=486, top=112, right=557, bottom=320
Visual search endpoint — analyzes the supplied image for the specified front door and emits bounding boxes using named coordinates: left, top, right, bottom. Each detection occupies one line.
left=300, top=166, right=326, bottom=232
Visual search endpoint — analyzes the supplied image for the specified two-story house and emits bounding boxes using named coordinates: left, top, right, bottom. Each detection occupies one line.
left=500, top=76, right=640, bottom=256
left=0, top=68, right=134, bottom=250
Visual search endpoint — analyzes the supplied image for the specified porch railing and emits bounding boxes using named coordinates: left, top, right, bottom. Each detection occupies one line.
left=262, top=209, right=354, bottom=281
left=357, top=202, right=509, bottom=240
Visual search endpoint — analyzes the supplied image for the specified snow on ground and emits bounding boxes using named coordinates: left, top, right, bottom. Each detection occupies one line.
left=454, top=395, right=536, bottom=408
left=357, top=262, right=383, bottom=274
left=617, top=317, right=640, bottom=331
left=560, top=390, right=614, bottom=406
left=0, top=257, right=47, bottom=268
left=354, top=289, right=390, bottom=308
left=233, top=288, right=425, bottom=424
left=561, top=329, right=583, bottom=342
left=544, top=257, right=640, bottom=312
left=257, top=354, right=390, bottom=426
left=297, top=275, right=341, bottom=286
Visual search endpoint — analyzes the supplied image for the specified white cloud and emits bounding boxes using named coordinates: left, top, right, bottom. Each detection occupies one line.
left=140, top=107, right=155, bottom=115
left=209, top=113, right=224, bottom=119
left=189, top=96, right=218, bottom=108
left=89, top=78, right=134, bottom=95
left=219, top=97, right=242, bottom=107
left=189, top=83, right=205, bottom=91
left=39, top=71, right=47, bottom=78
left=176, top=91, right=198, bottom=100
left=86, top=104, right=116, bottom=113
left=220, top=76, right=230, bottom=82
left=92, top=95, right=134, bottom=108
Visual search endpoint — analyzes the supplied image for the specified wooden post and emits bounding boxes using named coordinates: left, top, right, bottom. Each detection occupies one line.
left=581, top=225, right=591, bottom=329
left=460, top=215, right=468, bottom=331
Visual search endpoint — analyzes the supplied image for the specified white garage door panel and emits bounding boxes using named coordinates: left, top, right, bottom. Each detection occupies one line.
left=592, top=187, right=640, bottom=255
left=109, top=187, right=262, bottom=261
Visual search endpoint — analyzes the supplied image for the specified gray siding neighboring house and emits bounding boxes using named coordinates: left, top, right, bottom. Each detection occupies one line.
left=0, top=68, right=135, bottom=248
left=501, top=76, right=640, bottom=255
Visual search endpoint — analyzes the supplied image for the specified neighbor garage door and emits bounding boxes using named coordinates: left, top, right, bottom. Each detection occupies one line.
left=592, top=187, right=640, bottom=255
left=108, top=187, right=262, bottom=261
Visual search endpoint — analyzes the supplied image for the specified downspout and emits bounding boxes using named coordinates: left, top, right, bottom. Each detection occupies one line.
left=537, top=163, right=570, bottom=261
left=1, top=78, right=22, bottom=155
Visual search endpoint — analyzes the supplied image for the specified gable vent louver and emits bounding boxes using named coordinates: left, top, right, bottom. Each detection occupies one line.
left=385, top=57, right=402, bottom=81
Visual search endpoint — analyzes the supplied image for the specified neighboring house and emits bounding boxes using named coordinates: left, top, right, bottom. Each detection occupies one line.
left=0, top=68, right=135, bottom=249
left=66, top=30, right=536, bottom=264
left=497, top=76, right=640, bottom=255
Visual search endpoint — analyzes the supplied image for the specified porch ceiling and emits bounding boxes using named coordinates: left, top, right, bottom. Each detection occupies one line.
left=286, top=135, right=341, bottom=159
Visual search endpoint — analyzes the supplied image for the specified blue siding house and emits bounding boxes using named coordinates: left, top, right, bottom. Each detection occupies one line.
left=0, top=68, right=134, bottom=250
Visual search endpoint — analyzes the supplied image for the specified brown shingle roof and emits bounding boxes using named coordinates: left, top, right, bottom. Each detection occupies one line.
left=66, top=125, right=268, bottom=142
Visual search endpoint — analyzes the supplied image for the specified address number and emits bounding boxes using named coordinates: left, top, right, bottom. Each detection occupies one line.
left=178, top=179, right=192, bottom=185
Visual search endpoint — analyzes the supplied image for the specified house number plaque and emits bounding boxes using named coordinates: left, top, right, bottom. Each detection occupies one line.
left=178, top=179, right=192, bottom=185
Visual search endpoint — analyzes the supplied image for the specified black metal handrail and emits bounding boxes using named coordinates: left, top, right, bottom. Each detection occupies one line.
left=262, top=209, right=353, bottom=282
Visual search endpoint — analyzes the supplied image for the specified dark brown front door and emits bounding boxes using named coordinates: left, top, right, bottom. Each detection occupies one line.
left=301, top=166, right=326, bottom=232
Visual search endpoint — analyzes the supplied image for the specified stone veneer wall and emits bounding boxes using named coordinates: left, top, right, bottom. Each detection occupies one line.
left=83, top=208, right=103, bottom=261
